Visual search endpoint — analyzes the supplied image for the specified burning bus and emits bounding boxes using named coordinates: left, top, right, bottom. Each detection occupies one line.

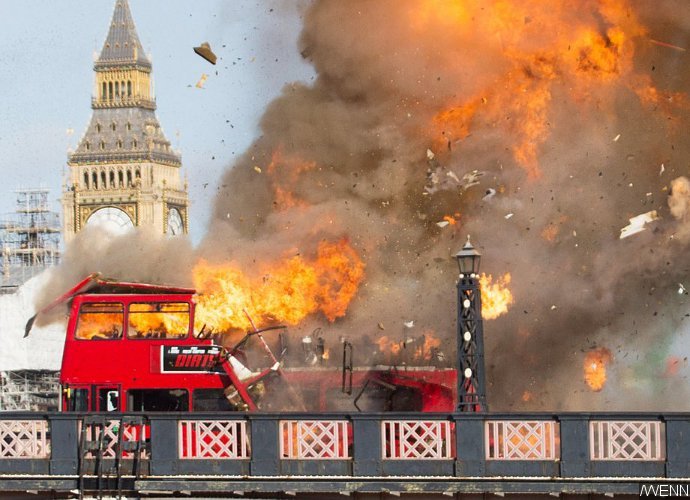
left=27, top=273, right=457, bottom=413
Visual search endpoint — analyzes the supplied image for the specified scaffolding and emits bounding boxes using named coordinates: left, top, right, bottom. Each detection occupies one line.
left=0, top=370, right=60, bottom=411
left=0, top=188, right=61, bottom=292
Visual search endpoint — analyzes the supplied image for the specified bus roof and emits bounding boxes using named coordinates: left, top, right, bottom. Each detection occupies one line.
left=25, top=273, right=195, bottom=337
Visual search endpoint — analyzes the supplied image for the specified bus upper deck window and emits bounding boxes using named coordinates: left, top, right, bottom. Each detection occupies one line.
left=75, top=303, right=124, bottom=340
left=127, top=302, right=190, bottom=339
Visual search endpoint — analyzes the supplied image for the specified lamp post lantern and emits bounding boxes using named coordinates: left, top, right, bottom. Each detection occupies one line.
left=454, top=235, right=488, bottom=412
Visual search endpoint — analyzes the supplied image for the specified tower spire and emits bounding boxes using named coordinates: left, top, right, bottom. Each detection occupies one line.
left=96, top=0, right=150, bottom=69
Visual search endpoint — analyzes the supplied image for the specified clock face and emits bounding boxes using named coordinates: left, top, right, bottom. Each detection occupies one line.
left=86, top=207, right=134, bottom=235
left=167, top=207, right=184, bottom=236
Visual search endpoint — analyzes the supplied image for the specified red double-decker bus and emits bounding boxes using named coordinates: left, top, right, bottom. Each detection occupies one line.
left=29, top=274, right=456, bottom=413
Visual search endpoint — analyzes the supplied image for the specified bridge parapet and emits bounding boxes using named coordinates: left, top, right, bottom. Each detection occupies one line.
left=0, top=411, right=686, bottom=496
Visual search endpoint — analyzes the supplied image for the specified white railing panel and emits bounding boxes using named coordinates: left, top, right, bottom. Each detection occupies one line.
left=0, top=420, right=50, bottom=459
left=178, top=420, right=250, bottom=459
left=485, top=420, right=559, bottom=460
left=382, top=420, right=454, bottom=460
left=280, top=420, right=350, bottom=460
left=590, top=420, right=665, bottom=461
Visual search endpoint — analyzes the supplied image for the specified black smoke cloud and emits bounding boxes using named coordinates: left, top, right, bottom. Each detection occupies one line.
left=44, top=0, right=690, bottom=410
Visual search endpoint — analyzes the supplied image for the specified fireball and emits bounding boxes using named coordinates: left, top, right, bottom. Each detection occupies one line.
left=584, top=348, right=612, bottom=392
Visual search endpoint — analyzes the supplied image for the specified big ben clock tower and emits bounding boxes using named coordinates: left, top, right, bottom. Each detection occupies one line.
left=62, top=0, right=189, bottom=242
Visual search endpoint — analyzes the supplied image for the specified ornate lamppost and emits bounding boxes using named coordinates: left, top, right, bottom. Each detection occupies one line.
left=454, top=235, right=488, bottom=412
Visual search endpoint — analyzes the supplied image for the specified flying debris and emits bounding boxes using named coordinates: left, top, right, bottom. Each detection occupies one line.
left=483, top=188, right=496, bottom=201
left=679, top=283, right=687, bottom=295
left=619, top=210, right=659, bottom=239
left=461, top=170, right=484, bottom=190
left=194, top=42, right=217, bottom=64
left=403, top=321, right=415, bottom=328
left=195, top=73, right=208, bottom=89
left=424, top=148, right=483, bottom=195
left=649, top=38, right=687, bottom=52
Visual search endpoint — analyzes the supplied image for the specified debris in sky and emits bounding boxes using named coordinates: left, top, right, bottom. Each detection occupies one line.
left=678, top=283, right=687, bottom=295
left=436, top=220, right=450, bottom=228
left=253, top=166, right=262, bottom=173
left=483, top=188, right=496, bottom=201
left=505, top=213, right=514, bottom=219
left=195, top=73, right=208, bottom=89
left=660, top=163, right=665, bottom=176
left=193, top=42, right=217, bottom=64
left=404, top=321, right=414, bottom=328
left=613, top=134, right=621, bottom=142
left=461, top=170, right=484, bottom=189
left=649, top=38, right=687, bottom=52
left=377, top=322, right=385, bottom=330
left=66, top=128, right=74, bottom=135
left=619, top=210, right=659, bottom=239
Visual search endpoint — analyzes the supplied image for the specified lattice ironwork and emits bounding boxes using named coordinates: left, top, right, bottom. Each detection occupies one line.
left=83, top=420, right=148, bottom=459
left=590, top=420, right=665, bottom=461
left=486, top=420, right=559, bottom=460
left=280, top=420, right=350, bottom=460
left=0, top=420, right=50, bottom=458
left=178, top=420, right=250, bottom=459
left=457, top=276, right=487, bottom=411
left=382, top=420, right=454, bottom=460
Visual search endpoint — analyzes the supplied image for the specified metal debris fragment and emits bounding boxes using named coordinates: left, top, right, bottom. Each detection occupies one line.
left=679, top=283, right=687, bottom=295
left=253, top=166, right=262, bottom=173
left=504, top=213, right=514, bottom=219
left=194, top=42, right=217, bottom=64
left=619, top=210, right=659, bottom=239
left=461, top=170, right=484, bottom=189
left=649, top=38, right=687, bottom=52
left=613, top=134, right=621, bottom=142
left=195, top=73, right=208, bottom=88
left=424, top=148, right=484, bottom=195
left=436, top=220, right=450, bottom=228
left=483, top=188, right=496, bottom=201
left=446, top=171, right=460, bottom=183
left=404, top=321, right=414, bottom=328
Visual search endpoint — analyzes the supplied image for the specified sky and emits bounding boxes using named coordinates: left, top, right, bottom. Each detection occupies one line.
left=0, top=0, right=314, bottom=244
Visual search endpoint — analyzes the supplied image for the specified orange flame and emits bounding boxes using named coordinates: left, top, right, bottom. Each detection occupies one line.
left=442, top=215, right=457, bottom=225
left=265, top=148, right=316, bottom=211
left=584, top=348, right=612, bottom=391
left=426, top=0, right=651, bottom=177
left=376, top=331, right=442, bottom=363
left=376, top=336, right=402, bottom=357
left=479, top=273, right=514, bottom=320
left=193, top=239, right=365, bottom=332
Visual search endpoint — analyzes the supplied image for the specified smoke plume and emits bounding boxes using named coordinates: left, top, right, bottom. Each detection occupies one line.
left=44, top=0, right=690, bottom=411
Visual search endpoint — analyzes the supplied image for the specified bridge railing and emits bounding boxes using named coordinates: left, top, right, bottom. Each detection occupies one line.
left=0, top=411, right=688, bottom=479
